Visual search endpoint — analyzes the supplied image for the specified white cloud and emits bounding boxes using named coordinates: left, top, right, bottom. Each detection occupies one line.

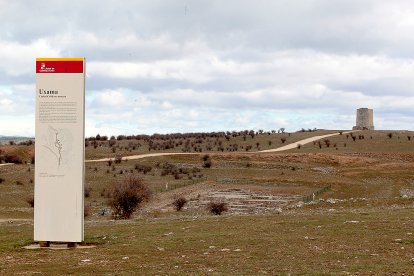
left=90, top=89, right=128, bottom=108
left=0, top=39, right=60, bottom=76
left=0, top=84, right=34, bottom=116
left=0, top=99, right=13, bottom=112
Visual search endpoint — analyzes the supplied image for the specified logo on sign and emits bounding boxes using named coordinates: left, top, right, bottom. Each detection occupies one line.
left=39, top=62, right=55, bottom=73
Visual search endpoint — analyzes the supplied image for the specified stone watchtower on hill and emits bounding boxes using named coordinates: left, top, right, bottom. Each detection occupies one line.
left=353, top=108, right=374, bottom=130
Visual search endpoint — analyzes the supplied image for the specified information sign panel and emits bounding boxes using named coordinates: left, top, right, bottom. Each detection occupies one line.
left=34, top=58, right=85, bottom=242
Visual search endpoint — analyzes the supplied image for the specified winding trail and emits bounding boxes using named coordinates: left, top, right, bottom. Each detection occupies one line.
left=85, top=130, right=356, bottom=163
left=259, top=130, right=356, bottom=152
left=85, top=152, right=198, bottom=163
left=0, top=131, right=357, bottom=166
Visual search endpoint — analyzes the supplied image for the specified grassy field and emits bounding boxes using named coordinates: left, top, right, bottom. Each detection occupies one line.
left=1, top=129, right=414, bottom=274
left=2, top=208, right=414, bottom=275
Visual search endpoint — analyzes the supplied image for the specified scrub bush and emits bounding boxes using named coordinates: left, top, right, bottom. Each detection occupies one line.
left=173, top=197, right=187, bottom=211
left=207, top=202, right=228, bottom=215
left=107, top=175, right=152, bottom=219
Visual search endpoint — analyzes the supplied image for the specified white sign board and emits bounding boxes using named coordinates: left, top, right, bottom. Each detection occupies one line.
left=35, top=58, right=85, bottom=242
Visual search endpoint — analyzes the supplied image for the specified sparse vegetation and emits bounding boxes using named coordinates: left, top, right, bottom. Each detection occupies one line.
left=134, top=164, right=152, bottom=174
left=207, top=202, right=228, bottom=215
left=108, top=139, right=116, bottom=147
left=159, top=162, right=201, bottom=179
left=173, top=197, right=187, bottom=211
left=4, top=154, right=23, bottom=164
left=114, top=155, right=123, bottom=164
left=80, top=129, right=351, bottom=160
left=1, top=129, right=414, bottom=274
left=107, top=175, right=152, bottom=219
left=202, top=154, right=212, bottom=168
left=26, top=196, right=34, bottom=207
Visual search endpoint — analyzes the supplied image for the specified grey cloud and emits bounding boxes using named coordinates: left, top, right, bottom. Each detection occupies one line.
left=330, top=78, right=414, bottom=97
left=1, top=0, right=414, bottom=135
left=3, top=1, right=414, bottom=56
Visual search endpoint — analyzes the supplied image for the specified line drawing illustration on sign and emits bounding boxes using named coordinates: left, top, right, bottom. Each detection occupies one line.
left=42, top=126, right=63, bottom=168
left=52, top=127, right=63, bottom=167
left=54, top=130, right=63, bottom=167
left=41, top=126, right=73, bottom=169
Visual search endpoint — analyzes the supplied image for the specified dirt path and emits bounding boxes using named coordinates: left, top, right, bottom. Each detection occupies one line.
left=0, top=218, right=32, bottom=224
left=86, top=130, right=356, bottom=162
left=2, top=131, right=357, bottom=165
left=85, top=152, right=199, bottom=163
left=259, top=130, right=356, bottom=153
left=0, top=163, right=13, bottom=167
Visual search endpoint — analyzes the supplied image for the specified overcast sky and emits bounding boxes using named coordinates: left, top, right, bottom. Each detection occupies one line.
left=1, top=0, right=413, bottom=136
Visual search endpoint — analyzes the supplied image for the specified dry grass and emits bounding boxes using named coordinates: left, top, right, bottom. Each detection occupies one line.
left=84, top=130, right=336, bottom=160
left=1, top=208, right=414, bottom=274
left=288, top=130, right=414, bottom=154
left=1, top=130, right=414, bottom=274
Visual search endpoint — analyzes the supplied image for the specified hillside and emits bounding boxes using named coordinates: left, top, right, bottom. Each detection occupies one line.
left=1, top=129, right=414, bottom=274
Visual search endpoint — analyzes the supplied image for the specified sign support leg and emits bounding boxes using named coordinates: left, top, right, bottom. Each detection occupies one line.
left=39, top=241, right=50, bottom=247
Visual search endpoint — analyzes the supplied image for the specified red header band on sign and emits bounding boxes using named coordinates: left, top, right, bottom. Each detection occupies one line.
left=36, top=60, right=84, bottom=74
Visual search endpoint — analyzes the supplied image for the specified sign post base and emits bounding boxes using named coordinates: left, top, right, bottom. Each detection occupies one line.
left=39, top=241, right=50, bottom=248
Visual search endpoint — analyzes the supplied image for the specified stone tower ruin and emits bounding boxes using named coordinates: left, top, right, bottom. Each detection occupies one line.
left=353, top=108, right=374, bottom=130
